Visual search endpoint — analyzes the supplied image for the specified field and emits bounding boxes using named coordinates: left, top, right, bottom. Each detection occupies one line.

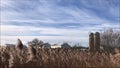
left=0, top=45, right=120, bottom=68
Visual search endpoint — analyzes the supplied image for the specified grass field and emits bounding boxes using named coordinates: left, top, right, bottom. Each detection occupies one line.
left=0, top=45, right=120, bottom=68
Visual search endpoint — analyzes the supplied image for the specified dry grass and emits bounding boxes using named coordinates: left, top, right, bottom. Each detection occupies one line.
left=0, top=46, right=120, bottom=68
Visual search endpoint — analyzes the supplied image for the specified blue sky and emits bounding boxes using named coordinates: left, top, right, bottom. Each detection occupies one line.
left=1, top=0, right=120, bottom=46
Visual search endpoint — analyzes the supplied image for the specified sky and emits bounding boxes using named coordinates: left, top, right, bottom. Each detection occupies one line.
left=0, top=0, right=120, bottom=46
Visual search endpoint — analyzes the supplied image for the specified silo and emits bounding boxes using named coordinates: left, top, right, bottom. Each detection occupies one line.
left=94, top=32, right=100, bottom=52
left=89, top=33, right=94, bottom=52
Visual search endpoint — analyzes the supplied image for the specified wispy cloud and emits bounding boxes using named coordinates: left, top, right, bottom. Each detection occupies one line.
left=1, top=0, right=120, bottom=46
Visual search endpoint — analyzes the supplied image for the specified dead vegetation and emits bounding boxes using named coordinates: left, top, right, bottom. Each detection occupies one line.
left=0, top=45, right=120, bottom=68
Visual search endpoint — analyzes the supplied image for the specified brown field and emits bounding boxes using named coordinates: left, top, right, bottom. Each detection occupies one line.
left=0, top=45, right=120, bottom=68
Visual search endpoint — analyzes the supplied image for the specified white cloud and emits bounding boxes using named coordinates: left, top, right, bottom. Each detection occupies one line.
left=1, top=36, right=88, bottom=46
left=1, top=23, right=119, bottom=46
left=1, top=0, right=119, bottom=31
left=1, top=25, right=89, bottom=37
left=1, top=0, right=14, bottom=7
left=1, top=0, right=119, bottom=47
left=1, top=24, right=89, bottom=46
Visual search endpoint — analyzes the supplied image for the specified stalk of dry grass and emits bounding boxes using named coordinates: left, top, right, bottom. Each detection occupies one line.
left=16, top=39, right=23, bottom=50
left=27, top=45, right=37, bottom=62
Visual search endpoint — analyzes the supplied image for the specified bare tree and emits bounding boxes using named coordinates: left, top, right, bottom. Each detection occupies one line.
left=27, top=38, right=44, bottom=48
left=100, top=29, right=120, bottom=52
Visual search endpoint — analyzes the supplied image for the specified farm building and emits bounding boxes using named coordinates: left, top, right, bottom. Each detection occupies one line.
left=61, top=43, right=71, bottom=48
left=43, top=43, right=51, bottom=48
left=51, top=44, right=61, bottom=48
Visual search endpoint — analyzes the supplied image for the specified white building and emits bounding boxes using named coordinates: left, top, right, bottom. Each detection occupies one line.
left=51, top=44, right=61, bottom=48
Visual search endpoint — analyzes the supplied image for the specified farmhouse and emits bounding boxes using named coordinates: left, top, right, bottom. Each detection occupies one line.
left=43, top=43, right=51, bottom=48
left=51, top=44, right=61, bottom=48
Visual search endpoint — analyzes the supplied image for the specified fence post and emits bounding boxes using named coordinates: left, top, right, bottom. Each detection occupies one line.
left=94, top=32, right=100, bottom=52
left=89, top=33, right=94, bottom=52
